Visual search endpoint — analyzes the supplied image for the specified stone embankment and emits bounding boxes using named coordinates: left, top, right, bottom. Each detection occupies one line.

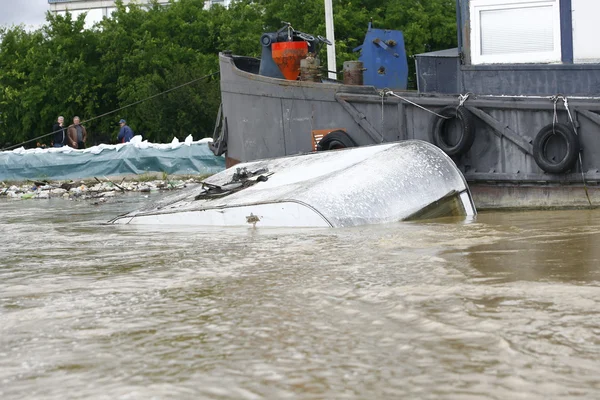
left=0, top=177, right=199, bottom=202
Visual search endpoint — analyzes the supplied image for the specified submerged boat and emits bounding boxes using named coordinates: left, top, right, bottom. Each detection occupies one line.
left=211, top=0, right=600, bottom=209
left=109, top=141, right=476, bottom=228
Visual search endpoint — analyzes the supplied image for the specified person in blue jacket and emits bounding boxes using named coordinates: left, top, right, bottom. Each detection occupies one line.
left=117, top=119, right=134, bottom=143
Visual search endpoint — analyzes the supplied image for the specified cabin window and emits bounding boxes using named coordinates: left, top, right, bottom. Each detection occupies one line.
left=572, top=0, right=600, bottom=63
left=470, top=0, right=561, bottom=64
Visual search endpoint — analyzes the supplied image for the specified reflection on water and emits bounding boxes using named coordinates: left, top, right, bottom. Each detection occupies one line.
left=1, top=195, right=600, bottom=399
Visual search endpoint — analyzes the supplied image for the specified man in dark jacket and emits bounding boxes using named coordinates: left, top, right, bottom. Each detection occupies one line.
left=52, top=116, right=67, bottom=147
left=67, top=116, right=87, bottom=149
left=117, top=119, right=134, bottom=143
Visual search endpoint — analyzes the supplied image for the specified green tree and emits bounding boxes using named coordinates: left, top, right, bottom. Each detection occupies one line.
left=0, top=26, right=45, bottom=146
left=0, top=0, right=457, bottom=148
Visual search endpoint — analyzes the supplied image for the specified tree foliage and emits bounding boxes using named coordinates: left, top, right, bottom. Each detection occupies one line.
left=0, top=0, right=456, bottom=148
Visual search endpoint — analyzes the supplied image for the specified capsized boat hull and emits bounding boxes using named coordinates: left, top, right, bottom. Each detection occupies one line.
left=109, top=141, right=476, bottom=228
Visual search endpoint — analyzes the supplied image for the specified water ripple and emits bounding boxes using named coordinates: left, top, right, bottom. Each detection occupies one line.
left=1, top=199, right=600, bottom=399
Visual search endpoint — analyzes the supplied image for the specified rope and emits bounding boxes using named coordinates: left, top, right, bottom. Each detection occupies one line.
left=384, top=91, right=452, bottom=119
left=457, top=93, right=471, bottom=110
left=380, top=89, right=385, bottom=143
left=2, top=71, right=220, bottom=151
left=378, top=90, right=473, bottom=141
left=377, top=90, right=474, bottom=144
left=550, top=95, right=592, bottom=207
left=383, top=91, right=472, bottom=119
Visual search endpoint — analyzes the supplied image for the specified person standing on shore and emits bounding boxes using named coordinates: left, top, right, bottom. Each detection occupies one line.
left=117, top=119, right=134, bottom=143
left=52, top=116, right=67, bottom=147
left=67, top=116, right=87, bottom=149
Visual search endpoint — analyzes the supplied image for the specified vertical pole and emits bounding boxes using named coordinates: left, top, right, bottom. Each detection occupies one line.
left=455, top=0, right=462, bottom=58
left=324, top=0, right=337, bottom=80
left=559, top=0, right=573, bottom=63
left=459, top=0, right=471, bottom=66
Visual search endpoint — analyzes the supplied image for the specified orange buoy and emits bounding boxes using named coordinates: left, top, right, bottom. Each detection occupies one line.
left=271, top=41, right=308, bottom=81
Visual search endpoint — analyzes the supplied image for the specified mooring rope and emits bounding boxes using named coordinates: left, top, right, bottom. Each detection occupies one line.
left=2, top=71, right=220, bottom=151
left=383, top=90, right=472, bottom=119
left=378, top=90, right=473, bottom=141
left=550, top=94, right=593, bottom=208
left=456, top=92, right=472, bottom=112
left=383, top=90, right=452, bottom=119
left=380, top=89, right=386, bottom=143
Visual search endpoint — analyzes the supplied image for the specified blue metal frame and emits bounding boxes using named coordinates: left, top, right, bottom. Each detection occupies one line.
left=356, top=23, right=409, bottom=90
left=559, top=0, right=573, bottom=63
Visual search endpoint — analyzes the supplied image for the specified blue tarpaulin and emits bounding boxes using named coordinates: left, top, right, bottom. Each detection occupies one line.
left=0, top=138, right=225, bottom=181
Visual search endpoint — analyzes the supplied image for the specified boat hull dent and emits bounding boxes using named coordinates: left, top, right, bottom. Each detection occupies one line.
left=110, top=141, right=476, bottom=228
left=218, top=53, right=600, bottom=209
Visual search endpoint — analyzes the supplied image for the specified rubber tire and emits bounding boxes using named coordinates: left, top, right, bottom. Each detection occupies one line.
left=317, top=130, right=356, bottom=151
left=432, top=106, right=475, bottom=157
left=532, top=123, right=579, bottom=174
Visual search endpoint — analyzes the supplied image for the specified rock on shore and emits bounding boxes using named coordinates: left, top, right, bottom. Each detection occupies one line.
left=0, top=177, right=198, bottom=201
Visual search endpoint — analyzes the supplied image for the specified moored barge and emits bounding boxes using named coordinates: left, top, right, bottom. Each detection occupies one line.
left=212, top=0, right=600, bottom=209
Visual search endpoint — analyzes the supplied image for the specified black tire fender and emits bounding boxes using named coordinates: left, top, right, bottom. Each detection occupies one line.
left=432, top=106, right=475, bottom=157
left=317, top=130, right=356, bottom=151
left=532, top=123, right=579, bottom=174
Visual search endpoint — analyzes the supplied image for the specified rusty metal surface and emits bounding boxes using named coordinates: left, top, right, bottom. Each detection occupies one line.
left=300, top=55, right=321, bottom=82
left=270, top=42, right=307, bottom=81
left=342, top=61, right=364, bottom=85
left=225, top=156, right=240, bottom=168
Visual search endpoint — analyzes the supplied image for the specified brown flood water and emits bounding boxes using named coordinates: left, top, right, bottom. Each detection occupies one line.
left=1, top=195, right=600, bottom=399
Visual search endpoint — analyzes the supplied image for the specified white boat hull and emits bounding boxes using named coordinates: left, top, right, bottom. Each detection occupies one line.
left=110, top=140, right=476, bottom=228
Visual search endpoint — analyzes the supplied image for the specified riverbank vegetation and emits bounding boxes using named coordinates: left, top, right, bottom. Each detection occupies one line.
left=0, top=0, right=456, bottom=148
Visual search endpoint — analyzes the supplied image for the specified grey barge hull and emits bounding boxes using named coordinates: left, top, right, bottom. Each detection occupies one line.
left=217, top=53, right=600, bottom=209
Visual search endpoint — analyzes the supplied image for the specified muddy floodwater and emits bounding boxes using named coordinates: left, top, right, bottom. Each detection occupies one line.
left=1, top=194, right=600, bottom=399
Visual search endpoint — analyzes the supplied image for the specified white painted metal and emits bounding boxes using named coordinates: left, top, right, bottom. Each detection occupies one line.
left=116, top=202, right=331, bottom=227
left=469, top=0, right=561, bottom=64
left=572, top=0, right=600, bottom=63
left=324, top=0, right=337, bottom=80
left=460, top=191, right=476, bottom=217
left=110, top=141, right=476, bottom=228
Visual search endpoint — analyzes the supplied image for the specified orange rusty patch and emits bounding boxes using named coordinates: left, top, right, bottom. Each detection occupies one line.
left=271, top=41, right=308, bottom=81
left=226, top=156, right=241, bottom=168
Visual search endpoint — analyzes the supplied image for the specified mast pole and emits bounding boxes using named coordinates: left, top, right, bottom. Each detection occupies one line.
left=324, top=0, right=337, bottom=79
